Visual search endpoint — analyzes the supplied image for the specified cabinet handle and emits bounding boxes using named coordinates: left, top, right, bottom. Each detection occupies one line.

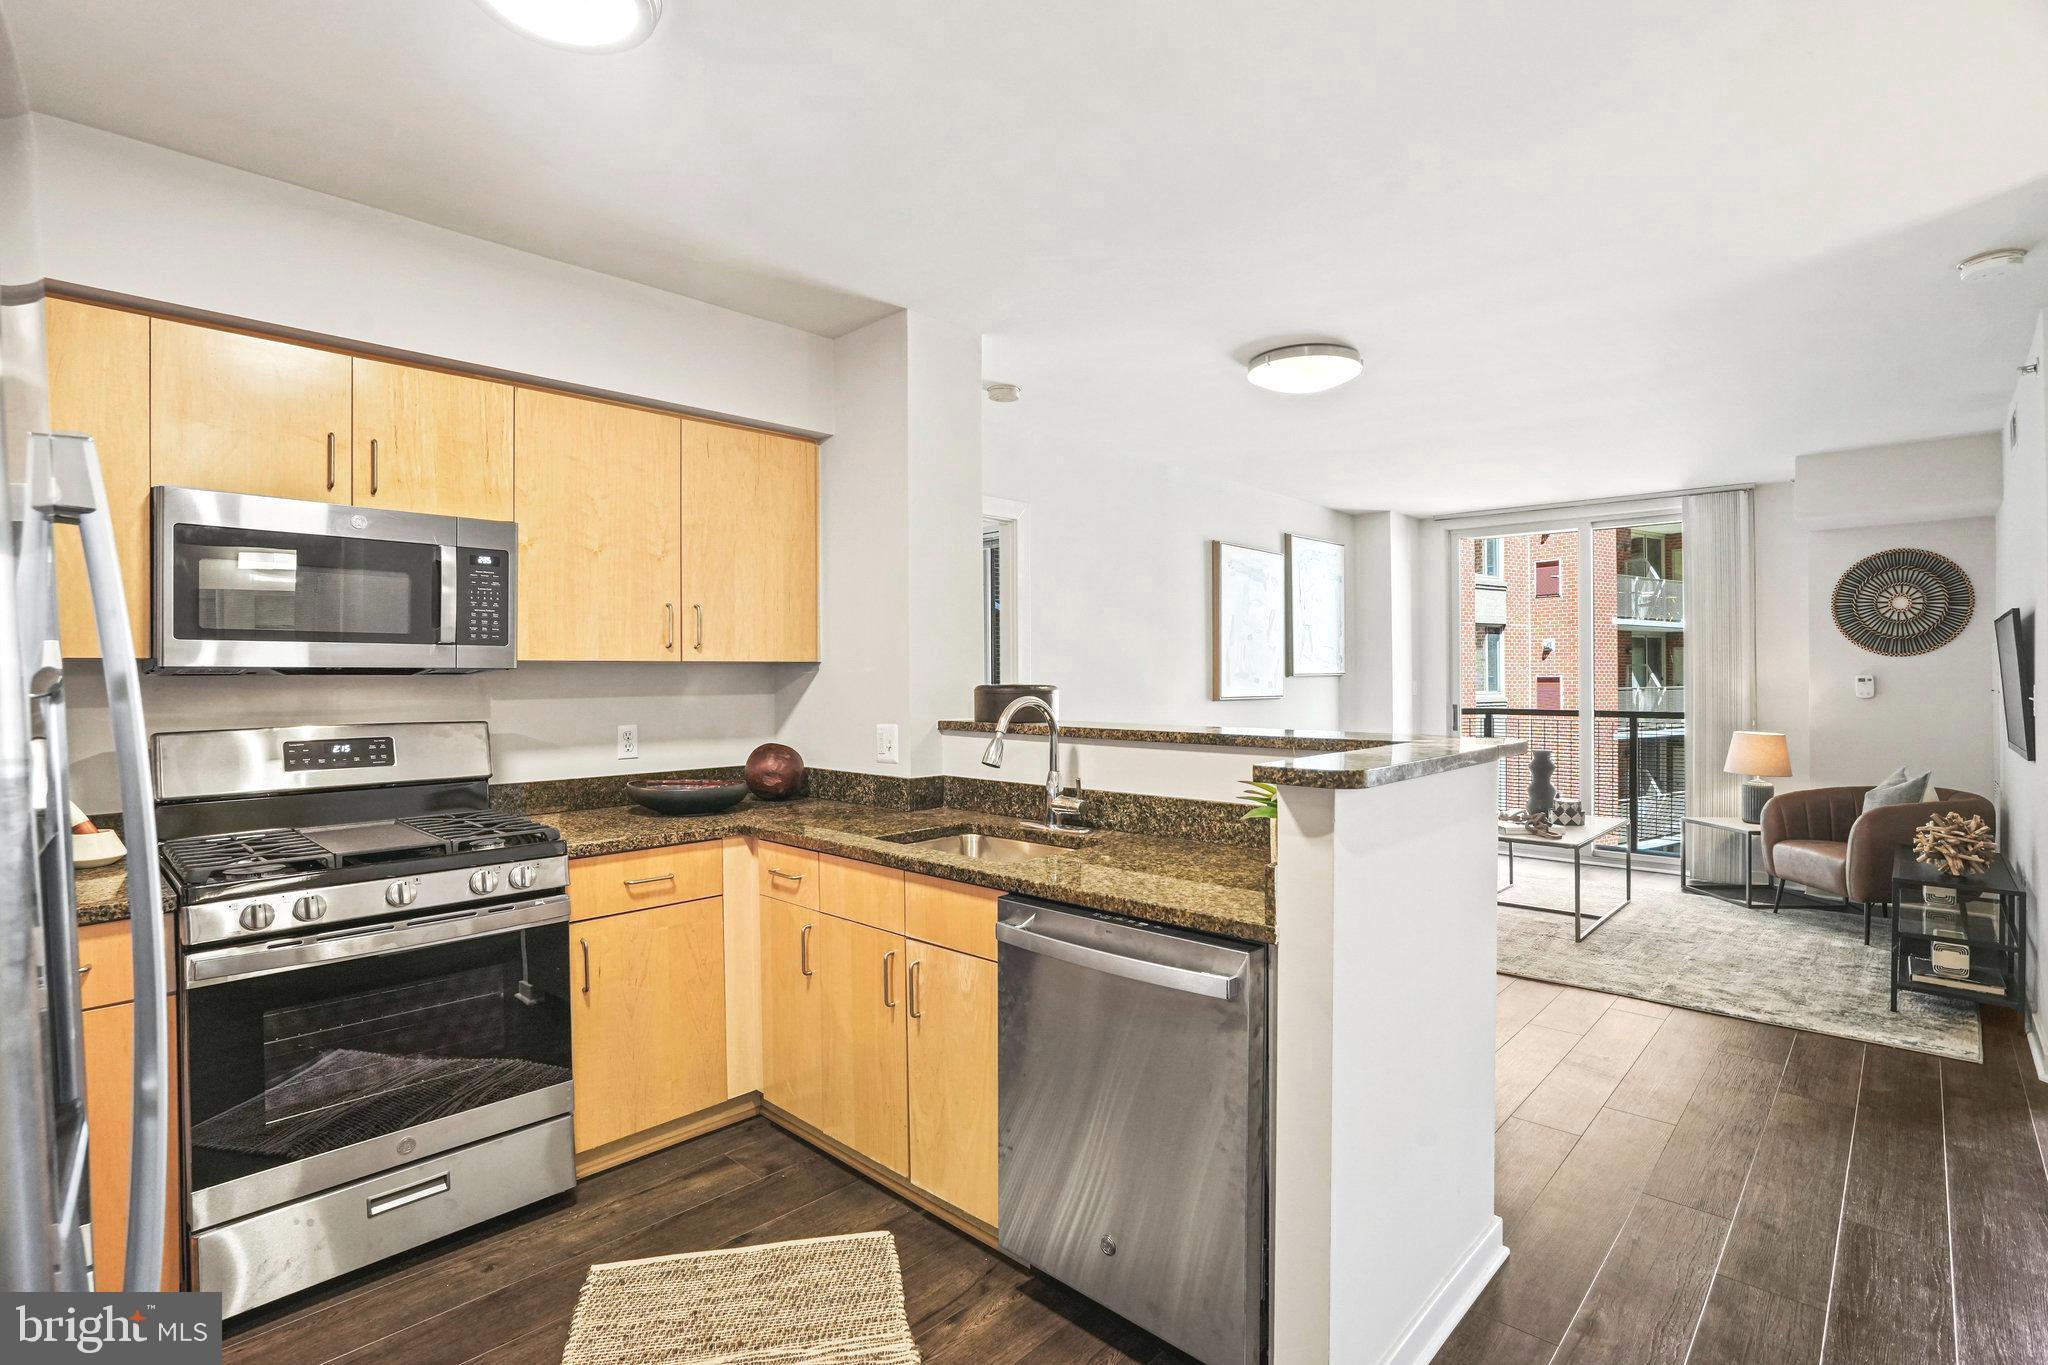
left=77, top=964, right=92, bottom=976
left=579, top=937, right=591, bottom=995
left=769, top=868, right=805, bottom=884
left=623, top=874, right=675, bottom=889
left=883, top=949, right=897, bottom=1008
left=909, top=958, right=923, bottom=1019
left=800, top=923, right=813, bottom=977
left=370, top=438, right=380, bottom=495
left=664, top=604, right=675, bottom=651
left=326, top=432, right=337, bottom=490
left=693, top=604, right=704, bottom=652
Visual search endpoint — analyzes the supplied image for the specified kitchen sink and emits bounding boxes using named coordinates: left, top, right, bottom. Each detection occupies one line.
left=888, top=831, right=1072, bottom=863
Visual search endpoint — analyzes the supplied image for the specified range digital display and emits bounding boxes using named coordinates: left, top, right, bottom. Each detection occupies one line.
left=283, top=736, right=395, bottom=772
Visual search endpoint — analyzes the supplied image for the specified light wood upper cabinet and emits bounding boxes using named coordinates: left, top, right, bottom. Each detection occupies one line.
left=350, top=359, right=513, bottom=520
left=907, top=941, right=998, bottom=1225
left=760, top=896, right=826, bottom=1123
left=515, top=388, right=681, bottom=661
left=150, top=318, right=353, bottom=503
left=679, top=418, right=818, bottom=661
left=45, top=299, right=152, bottom=659
left=820, top=916, right=909, bottom=1175
left=571, top=898, right=727, bottom=1154
left=84, top=1002, right=181, bottom=1290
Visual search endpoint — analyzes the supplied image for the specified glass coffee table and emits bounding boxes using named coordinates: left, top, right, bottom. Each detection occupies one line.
left=1497, top=815, right=1633, bottom=942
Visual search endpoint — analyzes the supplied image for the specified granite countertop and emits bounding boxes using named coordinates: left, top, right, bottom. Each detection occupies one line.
left=938, top=718, right=1399, bottom=752
left=65, top=797, right=1273, bottom=942
left=546, top=798, right=1276, bottom=943
left=1252, top=734, right=1528, bottom=789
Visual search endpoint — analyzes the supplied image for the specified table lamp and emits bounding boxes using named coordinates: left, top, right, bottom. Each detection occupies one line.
left=1724, top=731, right=1792, bottom=823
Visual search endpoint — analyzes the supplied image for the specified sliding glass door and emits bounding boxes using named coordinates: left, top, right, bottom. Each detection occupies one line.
left=1453, top=506, right=1686, bottom=859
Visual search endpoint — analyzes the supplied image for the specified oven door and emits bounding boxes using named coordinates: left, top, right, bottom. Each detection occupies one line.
left=152, top=486, right=461, bottom=672
left=181, top=895, right=573, bottom=1231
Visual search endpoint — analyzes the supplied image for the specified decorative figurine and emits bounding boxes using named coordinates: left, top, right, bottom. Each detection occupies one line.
left=1526, top=750, right=1557, bottom=818
left=744, top=743, right=806, bottom=801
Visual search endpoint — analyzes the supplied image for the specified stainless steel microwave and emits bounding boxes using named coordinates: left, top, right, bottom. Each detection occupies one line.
left=150, top=486, right=516, bottom=673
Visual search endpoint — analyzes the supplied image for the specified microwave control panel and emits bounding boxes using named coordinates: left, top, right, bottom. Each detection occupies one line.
left=284, top=735, right=394, bottom=772
left=457, top=549, right=510, bottom=647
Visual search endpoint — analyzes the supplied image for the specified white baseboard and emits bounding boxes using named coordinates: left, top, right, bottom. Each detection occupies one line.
left=1374, top=1216, right=1508, bottom=1365
left=2029, top=1016, right=2047, bottom=1085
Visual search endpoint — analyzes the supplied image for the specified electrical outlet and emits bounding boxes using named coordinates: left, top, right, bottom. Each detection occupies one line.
left=875, top=723, right=900, bottom=764
left=617, top=724, right=639, bottom=760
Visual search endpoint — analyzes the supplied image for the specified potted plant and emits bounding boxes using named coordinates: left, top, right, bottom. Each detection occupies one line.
left=1241, top=780, right=1279, bottom=865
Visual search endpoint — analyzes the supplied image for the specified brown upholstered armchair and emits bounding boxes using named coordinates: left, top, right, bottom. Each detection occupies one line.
left=1760, top=785, right=1995, bottom=942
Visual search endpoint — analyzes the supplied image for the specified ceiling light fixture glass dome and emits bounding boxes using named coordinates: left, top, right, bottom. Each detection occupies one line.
left=1246, top=343, right=1363, bottom=394
left=476, top=0, right=662, bottom=52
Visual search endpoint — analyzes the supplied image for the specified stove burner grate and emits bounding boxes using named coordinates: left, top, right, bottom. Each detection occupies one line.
left=162, top=828, right=335, bottom=886
left=401, top=810, right=558, bottom=853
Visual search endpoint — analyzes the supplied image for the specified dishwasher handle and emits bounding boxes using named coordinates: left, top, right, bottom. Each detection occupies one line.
left=996, top=916, right=1243, bottom=1000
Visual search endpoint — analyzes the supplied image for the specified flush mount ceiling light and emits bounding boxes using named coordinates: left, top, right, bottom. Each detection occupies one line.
left=1245, top=343, right=1363, bottom=395
left=983, top=382, right=1022, bottom=403
left=476, top=0, right=662, bottom=51
left=1956, top=248, right=2028, bottom=283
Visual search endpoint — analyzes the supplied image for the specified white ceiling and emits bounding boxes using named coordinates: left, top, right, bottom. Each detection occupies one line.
left=6, top=0, right=2048, bottom=514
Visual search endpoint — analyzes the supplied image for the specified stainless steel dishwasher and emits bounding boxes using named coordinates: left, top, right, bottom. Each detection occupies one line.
left=996, top=894, right=1268, bottom=1365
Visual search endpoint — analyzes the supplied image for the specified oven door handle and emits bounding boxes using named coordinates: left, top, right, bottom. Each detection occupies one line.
left=183, top=894, right=569, bottom=988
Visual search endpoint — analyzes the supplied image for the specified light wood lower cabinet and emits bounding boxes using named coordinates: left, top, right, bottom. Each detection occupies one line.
left=820, top=917, right=908, bottom=1175
left=570, top=898, right=727, bottom=1154
left=907, top=942, right=999, bottom=1225
left=83, top=1002, right=181, bottom=1290
left=760, top=896, right=827, bottom=1121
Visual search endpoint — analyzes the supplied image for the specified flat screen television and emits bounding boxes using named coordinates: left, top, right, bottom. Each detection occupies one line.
left=1996, top=607, right=2035, bottom=760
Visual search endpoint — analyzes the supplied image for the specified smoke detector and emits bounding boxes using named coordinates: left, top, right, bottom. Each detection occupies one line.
left=1957, top=249, right=2028, bottom=283
left=984, top=382, right=1022, bottom=403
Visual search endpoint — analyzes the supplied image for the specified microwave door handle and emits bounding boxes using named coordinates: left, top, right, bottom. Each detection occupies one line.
left=438, top=544, right=458, bottom=645
left=40, top=433, right=170, bottom=1292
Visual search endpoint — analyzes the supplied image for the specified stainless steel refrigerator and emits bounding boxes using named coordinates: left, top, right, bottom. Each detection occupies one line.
left=0, top=292, right=170, bottom=1293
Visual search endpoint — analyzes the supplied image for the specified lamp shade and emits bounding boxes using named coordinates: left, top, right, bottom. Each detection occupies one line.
left=1723, top=730, right=1791, bottom=778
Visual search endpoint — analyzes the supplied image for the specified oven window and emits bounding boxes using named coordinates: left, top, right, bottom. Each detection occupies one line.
left=183, top=923, right=571, bottom=1196
left=172, top=525, right=438, bottom=644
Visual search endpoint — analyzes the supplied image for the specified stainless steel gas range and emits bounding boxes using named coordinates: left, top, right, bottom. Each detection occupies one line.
left=154, top=721, right=574, bottom=1318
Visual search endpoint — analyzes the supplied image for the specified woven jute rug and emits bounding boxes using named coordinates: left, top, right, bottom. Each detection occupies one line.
left=561, top=1230, right=921, bottom=1364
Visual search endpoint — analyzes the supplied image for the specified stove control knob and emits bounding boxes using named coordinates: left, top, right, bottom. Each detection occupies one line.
left=385, top=880, right=419, bottom=908
left=292, top=894, right=328, bottom=923
left=238, top=902, right=275, bottom=932
left=507, top=863, right=538, bottom=891
left=468, top=868, right=501, bottom=896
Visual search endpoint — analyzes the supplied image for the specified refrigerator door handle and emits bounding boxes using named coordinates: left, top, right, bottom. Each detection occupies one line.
left=37, top=433, right=170, bottom=1292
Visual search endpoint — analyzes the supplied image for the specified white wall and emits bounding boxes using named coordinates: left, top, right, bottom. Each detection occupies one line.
left=1341, top=510, right=1422, bottom=733
left=1995, top=314, right=2046, bottom=1053
left=982, top=419, right=1353, bottom=730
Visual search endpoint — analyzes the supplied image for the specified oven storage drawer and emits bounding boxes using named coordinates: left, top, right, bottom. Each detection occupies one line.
left=193, top=1114, right=573, bottom=1318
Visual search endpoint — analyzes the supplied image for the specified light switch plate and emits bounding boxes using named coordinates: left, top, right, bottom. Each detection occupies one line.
left=875, top=723, right=900, bottom=764
left=617, top=724, right=639, bottom=760
left=1855, top=674, right=1876, bottom=700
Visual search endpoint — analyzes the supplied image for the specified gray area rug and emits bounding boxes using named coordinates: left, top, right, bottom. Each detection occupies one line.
left=1495, top=857, right=1982, bottom=1062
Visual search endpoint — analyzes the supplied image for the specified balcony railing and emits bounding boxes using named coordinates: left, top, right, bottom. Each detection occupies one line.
left=1461, top=706, right=1688, bottom=857
left=1616, top=573, right=1684, bottom=624
left=1618, top=681, right=1684, bottom=712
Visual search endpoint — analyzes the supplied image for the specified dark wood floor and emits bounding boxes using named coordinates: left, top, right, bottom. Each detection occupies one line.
left=1437, top=975, right=2048, bottom=1365
left=222, top=1115, right=1189, bottom=1364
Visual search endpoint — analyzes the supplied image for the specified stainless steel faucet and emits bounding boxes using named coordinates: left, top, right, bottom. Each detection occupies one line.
left=981, top=695, right=1088, bottom=831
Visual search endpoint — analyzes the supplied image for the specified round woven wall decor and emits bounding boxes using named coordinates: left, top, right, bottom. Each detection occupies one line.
left=1830, top=548, right=1975, bottom=656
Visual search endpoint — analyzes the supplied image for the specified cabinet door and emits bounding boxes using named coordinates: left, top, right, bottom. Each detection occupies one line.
left=571, top=898, right=727, bottom=1153
left=759, top=896, right=826, bottom=1125
left=678, top=418, right=818, bottom=661
left=908, top=942, right=998, bottom=1225
left=351, top=359, right=514, bottom=520
left=514, top=388, right=681, bottom=661
left=820, top=917, right=909, bottom=1175
left=45, top=300, right=152, bottom=659
left=150, top=318, right=352, bottom=503
left=83, top=1003, right=182, bottom=1290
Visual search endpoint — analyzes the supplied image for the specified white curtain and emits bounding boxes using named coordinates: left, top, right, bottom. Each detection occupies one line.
left=1683, top=489, right=1757, bottom=885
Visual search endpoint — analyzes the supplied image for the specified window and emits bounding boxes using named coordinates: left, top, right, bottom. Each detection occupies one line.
left=981, top=529, right=1003, bottom=684
left=1535, top=675, right=1562, bottom=710
left=1476, top=628, right=1505, bottom=700
left=1476, top=537, right=1504, bottom=583
left=1535, top=559, right=1561, bottom=597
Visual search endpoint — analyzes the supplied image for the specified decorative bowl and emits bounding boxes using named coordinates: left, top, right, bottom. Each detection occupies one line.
left=624, top=778, right=750, bottom=817
left=73, top=829, right=127, bottom=868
